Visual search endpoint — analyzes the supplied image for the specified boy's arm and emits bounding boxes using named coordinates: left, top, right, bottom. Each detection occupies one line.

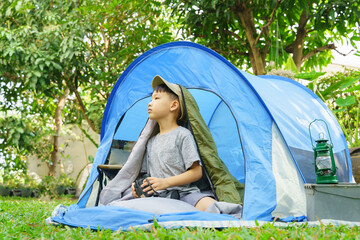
left=142, top=161, right=202, bottom=194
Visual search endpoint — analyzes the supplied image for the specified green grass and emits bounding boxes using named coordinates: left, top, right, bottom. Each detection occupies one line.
left=0, top=196, right=359, bottom=239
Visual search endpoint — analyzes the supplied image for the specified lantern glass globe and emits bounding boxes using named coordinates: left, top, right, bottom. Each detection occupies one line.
left=316, top=154, right=332, bottom=170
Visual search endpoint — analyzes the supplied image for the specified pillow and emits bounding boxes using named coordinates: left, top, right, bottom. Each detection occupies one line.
left=108, top=197, right=199, bottom=215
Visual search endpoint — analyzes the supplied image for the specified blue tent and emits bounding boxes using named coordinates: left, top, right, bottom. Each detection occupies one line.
left=53, top=41, right=353, bottom=229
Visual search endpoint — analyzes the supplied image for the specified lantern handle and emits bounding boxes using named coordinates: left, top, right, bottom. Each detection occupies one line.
left=308, top=119, right=334, bottom=149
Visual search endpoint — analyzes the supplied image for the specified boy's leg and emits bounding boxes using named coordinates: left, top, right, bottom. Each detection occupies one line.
left=180, top=191, right=216, bottom=211
left=195, top=197, right=217, bottom=211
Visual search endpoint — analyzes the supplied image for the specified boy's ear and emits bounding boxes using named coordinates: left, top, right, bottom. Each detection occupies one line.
left=170, top=100, right=179, bottom=112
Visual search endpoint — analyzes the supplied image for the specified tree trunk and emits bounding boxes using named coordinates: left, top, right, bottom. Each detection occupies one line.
left=48, top=87, right=70, bottom=176
left=237, top=2, right=266, bottom=75
left=292, top=9, right=308, bottom=72
left=73, top=88, right=100, bottom=134
left=66, top=76, right=100, bottom=134
left=350, top=147, right=360, bottom=183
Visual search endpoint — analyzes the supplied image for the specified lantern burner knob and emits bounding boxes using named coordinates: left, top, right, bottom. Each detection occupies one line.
left=315, top=139, right=328, bottom=143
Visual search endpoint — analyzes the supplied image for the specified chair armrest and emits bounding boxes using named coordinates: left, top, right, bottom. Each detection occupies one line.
left=97, top=164, right=123, bottom=170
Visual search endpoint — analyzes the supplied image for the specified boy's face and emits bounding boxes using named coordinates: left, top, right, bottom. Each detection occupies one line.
left=148, top=91, right=179, bottom=121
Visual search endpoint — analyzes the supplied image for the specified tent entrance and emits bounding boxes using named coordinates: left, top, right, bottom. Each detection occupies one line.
left=107, top=89, right=245, bottom=184
left=86, top=89, right=246, bottom=207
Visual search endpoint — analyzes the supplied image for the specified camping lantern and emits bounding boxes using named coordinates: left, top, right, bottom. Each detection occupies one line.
left=309, top=119, right=338, bottom=184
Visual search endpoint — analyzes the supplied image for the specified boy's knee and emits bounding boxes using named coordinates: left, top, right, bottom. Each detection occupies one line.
left=195, top=197, right=216, bottom=211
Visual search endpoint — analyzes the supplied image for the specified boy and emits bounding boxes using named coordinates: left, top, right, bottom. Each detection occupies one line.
left=131, top=75, right=216, bottom=211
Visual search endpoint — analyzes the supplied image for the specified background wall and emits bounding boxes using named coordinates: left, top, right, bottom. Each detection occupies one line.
left=27, top=122, right=100, bottom=181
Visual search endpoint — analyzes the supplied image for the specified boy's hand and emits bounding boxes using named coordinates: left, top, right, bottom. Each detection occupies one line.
left=131, top=182, right=139, bottom=198
left=142, top=177, right=169, bottom=194
left=141, top=162, right=202, bottom=195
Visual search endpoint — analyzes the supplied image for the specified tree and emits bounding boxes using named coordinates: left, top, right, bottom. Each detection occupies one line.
left=73, top=0, right=175, bottom=132
left=165, top=0, right=360, bottom=75
left=0, top=0, right=84, bottom=176
left=0, top=0, right=176, bottom=176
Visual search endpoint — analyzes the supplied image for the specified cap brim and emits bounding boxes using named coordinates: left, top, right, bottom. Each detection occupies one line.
left=152, top=75, right=164, bottom=89
left=152, top=75, right=179, bottom=96
left=152, top=75, right=173, bottom=91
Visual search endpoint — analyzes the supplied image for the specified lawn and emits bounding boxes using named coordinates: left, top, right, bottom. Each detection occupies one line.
left=0, top=196, right=359, bottom=239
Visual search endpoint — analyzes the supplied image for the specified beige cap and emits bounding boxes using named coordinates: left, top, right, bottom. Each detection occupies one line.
left=152, top=75, right=185, bottom=121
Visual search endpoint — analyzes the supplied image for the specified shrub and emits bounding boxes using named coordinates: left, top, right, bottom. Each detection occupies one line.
left=315, top=69, right=360, bottom=147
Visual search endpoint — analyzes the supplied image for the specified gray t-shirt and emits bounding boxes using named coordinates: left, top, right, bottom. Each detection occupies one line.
left=145, top=126, right=201, bottom=194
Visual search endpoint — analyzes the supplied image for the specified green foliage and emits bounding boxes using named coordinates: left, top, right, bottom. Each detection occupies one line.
left=0, top=0, right=86, bottom=94
left=0, top=90, right=68, bottom=176
left=284, top=55, right=299, bottom=74
left=311, top=69, right=360, bottom=147
left=336, top=96, right=356, bottom=107
left=38, top=175, right=75, bottom=198
left=1, top=196, right=360, bottom=239
left=165, top=0, right=266, bottom=70
left=0, top=114, right=37, bottom=175
left=165, top=0, right=360, bottom=73
left=0, top=173, right=75, bottom=198
left=294, top=71, right=326, bottom=81
left=75, top=0, right=176, bottom=130
left=0, top=0, right=90, bottom=176
left=0, top=0, right=176, bottom=176
left=0, top=0, right=176, bottom=119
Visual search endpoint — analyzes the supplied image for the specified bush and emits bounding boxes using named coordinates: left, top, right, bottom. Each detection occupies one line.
left=0, top=184, right=11, bottom=196
left=0, top=173, right=76, bottom=198
left=38, top=174, right=76, bottom=198
left=305, top=69, right=360, bottom=148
